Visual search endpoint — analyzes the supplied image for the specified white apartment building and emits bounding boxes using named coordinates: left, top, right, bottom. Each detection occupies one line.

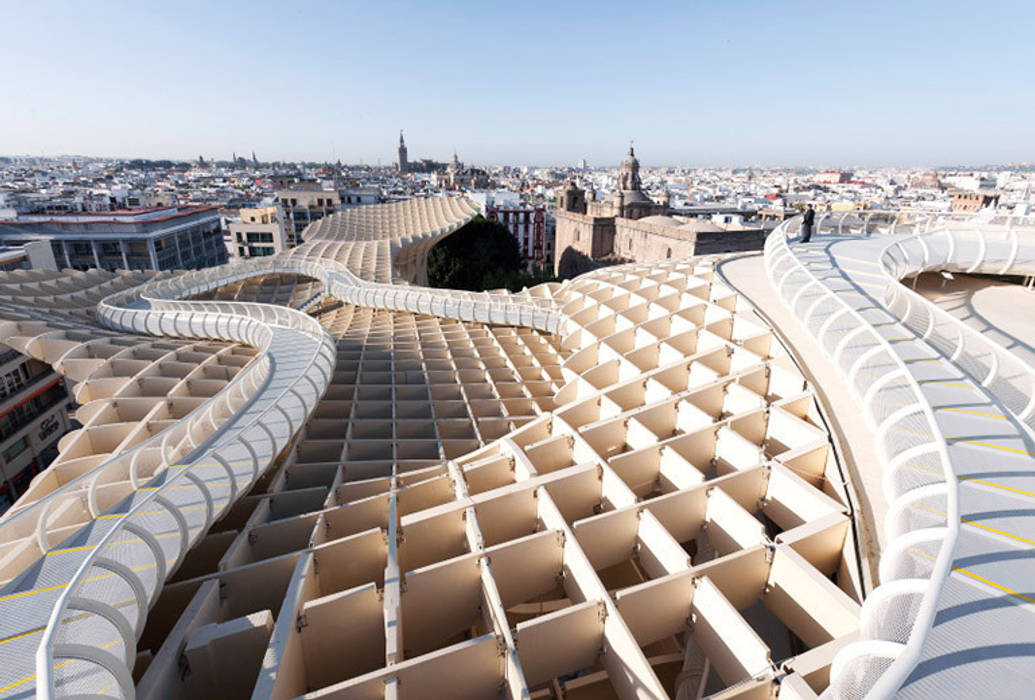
left=227, top=205, right=288, bottom=259
left=278, top=189, right=340, bottom=246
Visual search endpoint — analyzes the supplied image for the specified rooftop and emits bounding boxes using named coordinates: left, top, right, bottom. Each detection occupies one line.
left=0, top=200, right=1031, bottom=699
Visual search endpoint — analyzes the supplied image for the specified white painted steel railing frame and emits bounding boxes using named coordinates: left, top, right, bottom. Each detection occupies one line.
left=877, top=227, right=1035, bottom=427
left=763, top=217, right=958, bottom=700
left=28, top=241, right=573, bottom=698
left=33, top=262, right=337, bottom=699
left=1, top=256, right=558, bottom=548
left=0, top=318, right=275, bottom=551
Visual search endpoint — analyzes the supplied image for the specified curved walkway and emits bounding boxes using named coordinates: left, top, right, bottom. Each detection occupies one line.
left=0, top=266, right=337, bottom=698
left=0, top=207, right=569, bottom=698
left=917, top=275, right=1035, bottom=369
left=766, top=216, right=1035, bottom=698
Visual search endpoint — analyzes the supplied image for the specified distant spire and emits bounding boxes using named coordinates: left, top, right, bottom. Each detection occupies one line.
left=252, top=151, right=258, bottom=164
left=399, top=129, right=405, bottom=146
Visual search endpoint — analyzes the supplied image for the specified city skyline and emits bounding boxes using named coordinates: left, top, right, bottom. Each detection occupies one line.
left=2, top=2, right=1035, bottom=694
left=3, top=0, right=1034, bottom=166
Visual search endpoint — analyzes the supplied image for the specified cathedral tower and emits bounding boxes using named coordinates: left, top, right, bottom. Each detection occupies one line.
left=397, top=130, right=408, bottom=174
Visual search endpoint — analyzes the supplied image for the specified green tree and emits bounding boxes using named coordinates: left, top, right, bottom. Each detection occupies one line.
left=427, top=215, right=523, bottom=291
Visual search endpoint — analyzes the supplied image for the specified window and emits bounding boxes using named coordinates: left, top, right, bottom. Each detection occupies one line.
left=0, top=367, right=26, bottom=400
left=666, top=248, right=672, bottom=259
left=3, top=436, right=28, bottom=462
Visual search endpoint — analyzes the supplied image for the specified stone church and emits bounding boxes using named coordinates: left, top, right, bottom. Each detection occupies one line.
left=554, top=146, right=669, bottom=276
left=554, top=146, right=764, bottom=277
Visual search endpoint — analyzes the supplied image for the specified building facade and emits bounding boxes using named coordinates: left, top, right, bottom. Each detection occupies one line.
left=339, top=187, right=381, bottom=208
left=228, top=206, right=288, bottom=259
left=0, top=206, right=226, bottom=271
left=0, top=348, right=70, bottom=513
left=813, top=170, right=853, bottom=184
left=951, top=189, right=1000, bottom=212
left=554, top=146, right=668, bottom=276
left=466, top=191, right=555, bottom=270
left=486, top=204, right=551, bottom=270
left=435, top=152, right=491, bottom=190
left=278, top=188, right=340, bottom=246
left=555, top=147, right=765, bottom=277
left=0, top=240, right=58, bottom=271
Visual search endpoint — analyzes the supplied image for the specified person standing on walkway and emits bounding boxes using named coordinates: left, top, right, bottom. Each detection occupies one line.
left=800, top=204, right=815, bottom=243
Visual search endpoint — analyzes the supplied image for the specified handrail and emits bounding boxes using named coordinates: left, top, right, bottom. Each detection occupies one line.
left=33, top=259, right=337, bottom=698
left=27, top=226, right=573, bottom=698
left=764, top=216, right=958, bottom=699
left=881, top=227, right=1035, bottom=427
left=0, top=314, right=273, bottom=542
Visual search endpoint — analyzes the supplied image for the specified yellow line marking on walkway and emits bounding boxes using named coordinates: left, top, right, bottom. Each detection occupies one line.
left=136, top=481, right=229, bottom=492
left=0, top=625, right=45, bottom=646
left=945, top=437, right=1035, bottom=458
left=912, top=547, right=1035, bottom=606
left=904, top=460, right=1035, bottom=502
left=44, top=544, right=95, bottom=556
left=955, top=567, right=1035, bottom=605
left=0, top=638, right=122, bottom=693
left=964, top=518, right=1035, bottom=547
left=46, top=522, right=203, bottom=556
left=918, top=380, right=975, bottom=389
left=935, top=406, right=1008, bottom=420
left=0, top=582, right=67, bottom=603
left=0, top=599, right=137, bottom=646
left=904, top=357, right=941, bottom=363
left=958, top=475, right=1035, bottom=500
left=917, top=503, right=1035, bottom=548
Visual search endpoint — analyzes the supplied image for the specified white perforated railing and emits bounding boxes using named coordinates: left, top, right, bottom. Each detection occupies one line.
left=879, top=227, right=1035, bottom=430
left=27, top=263, right=337, bottom=698
left=19, top=246, right=570, bottom=698
left=806, top=210, right=1035, bottom=430
left=764, top=217, right=958, bottom=699
left=146, top=253, right=569, bottom=335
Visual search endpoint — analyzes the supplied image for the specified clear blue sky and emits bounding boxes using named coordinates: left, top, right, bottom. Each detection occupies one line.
left=2, top=0, right=1033, bottom=167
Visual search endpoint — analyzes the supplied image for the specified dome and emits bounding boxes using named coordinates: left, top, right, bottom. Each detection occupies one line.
left=678, top=219, right=724, bottom=233
left=638, top=215, right=682, bottom=227
left=618, top=189, right=651, bottom=204
left=616, top=145, right=642, bottom=192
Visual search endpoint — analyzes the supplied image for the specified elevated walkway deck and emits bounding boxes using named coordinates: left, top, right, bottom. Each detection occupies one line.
left=767, top=217, right=1035, bottom=698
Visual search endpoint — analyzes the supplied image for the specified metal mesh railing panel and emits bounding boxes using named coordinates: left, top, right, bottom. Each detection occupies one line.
left=765, top=217, right=958, bottom=700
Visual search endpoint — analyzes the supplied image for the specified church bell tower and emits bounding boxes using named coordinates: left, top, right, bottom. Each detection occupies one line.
left=397, top=130, right=408, bottom=174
